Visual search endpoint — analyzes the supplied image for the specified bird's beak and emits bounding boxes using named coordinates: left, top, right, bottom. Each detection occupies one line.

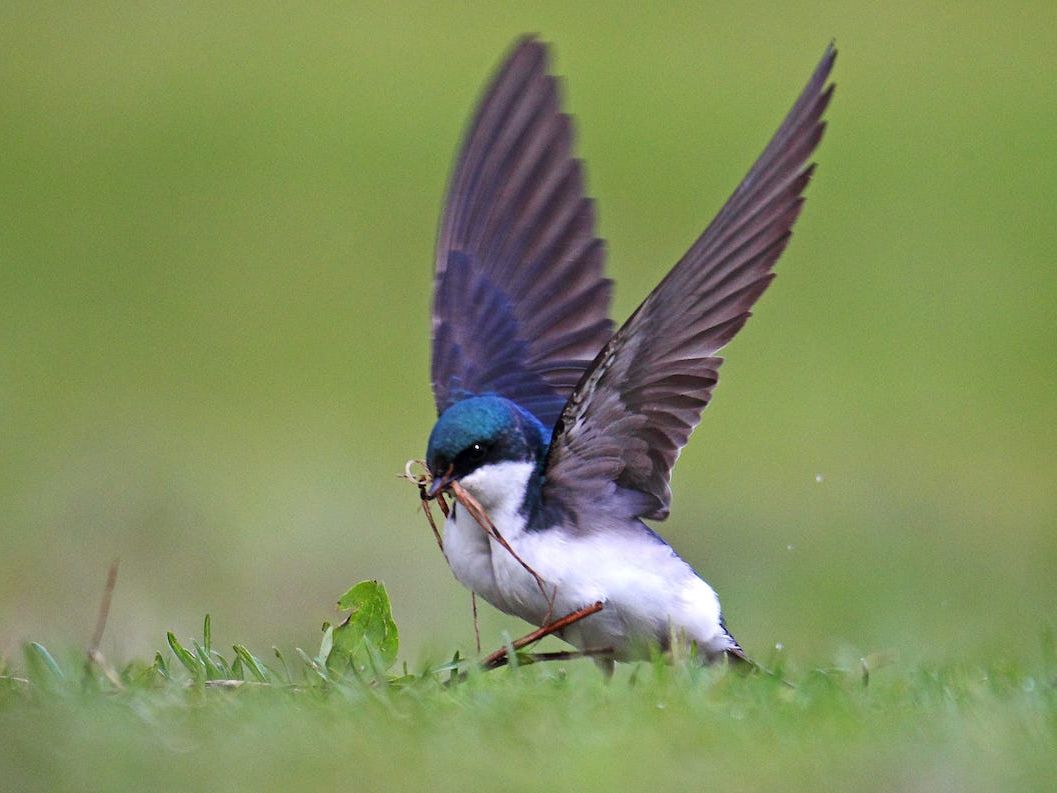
left=426, top=466, right=455, bottom=499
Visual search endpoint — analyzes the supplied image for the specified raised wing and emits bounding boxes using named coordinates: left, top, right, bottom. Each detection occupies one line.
left=545, top=44, right=837, bottom=521
left=431, top=37, right=613, bottom=428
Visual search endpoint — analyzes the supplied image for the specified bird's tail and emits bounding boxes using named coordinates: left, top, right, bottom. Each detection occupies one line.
left=725, top=644, right=754, bottom=668
left=722, top=630, right=755, bottom=668
left=722, top=631, right=794, bottom=687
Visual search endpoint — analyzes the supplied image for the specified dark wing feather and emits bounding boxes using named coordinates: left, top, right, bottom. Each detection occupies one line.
left=431, top=37, right=613, bottom=428
left=545, top=44, right=837, bottom=521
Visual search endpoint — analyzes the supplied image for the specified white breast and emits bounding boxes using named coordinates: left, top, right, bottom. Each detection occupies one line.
left=441, top=461, right=537, bottom=617
left=441, top=460, right=735, bottom=660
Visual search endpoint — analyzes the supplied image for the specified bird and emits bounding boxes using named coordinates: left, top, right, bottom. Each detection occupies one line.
left=423, top=36, right=835, bottom=667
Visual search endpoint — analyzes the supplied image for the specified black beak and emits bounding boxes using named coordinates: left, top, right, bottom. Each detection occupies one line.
left=425, top=466, right=455, bottom=499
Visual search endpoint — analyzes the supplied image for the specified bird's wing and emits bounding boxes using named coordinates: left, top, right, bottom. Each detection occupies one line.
left=431, top=37, right=613, bottom=428
left=544, top=45, right=836, bottom=522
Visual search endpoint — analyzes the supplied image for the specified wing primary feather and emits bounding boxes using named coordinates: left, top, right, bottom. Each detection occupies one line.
left=431, top=37, right=613, bottom=426
left=544, top=44, right=836, bottom=523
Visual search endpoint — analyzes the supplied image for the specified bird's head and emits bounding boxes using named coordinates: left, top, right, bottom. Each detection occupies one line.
left=425, top=395, right=549, bottom=503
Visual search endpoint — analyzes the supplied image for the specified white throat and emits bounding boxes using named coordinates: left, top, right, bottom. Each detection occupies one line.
left=454, top=459, right=537, bottom=521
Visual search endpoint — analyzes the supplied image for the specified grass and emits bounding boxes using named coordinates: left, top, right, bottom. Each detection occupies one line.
left=2, top=584, right=1055, bottom=792
left=2, top=4, right=1055, bottom=790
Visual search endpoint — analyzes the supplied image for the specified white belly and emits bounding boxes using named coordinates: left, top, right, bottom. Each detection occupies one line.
left=440, top=461, right=734, bottom=660
left=443, top=497, right=517, bottom=614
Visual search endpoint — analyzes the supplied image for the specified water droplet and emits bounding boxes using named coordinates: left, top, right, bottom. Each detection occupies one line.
left=815, top=473, right=824, bottom=483
left=787, top=544, right=795, bottom=551
left=775, top=642, right=784, bottom=651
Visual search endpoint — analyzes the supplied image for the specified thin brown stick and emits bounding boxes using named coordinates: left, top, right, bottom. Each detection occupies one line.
left=442, top=601, right=608, bottom=685
left=85, top=559, right=124, bottom=689
left=480, top=600, right=604, bottom=670
left=88, top=559, right=120, bottom=656
left=485, top=648, right=614, bottom=671
left=403, top=458, right=558, bottom=649
left=405, top=459, right=449, bottom=558
left=470, top=592, right=481, bottom=653
left=448, top=480, right=553, bottom=619
left=420, top=496, right=446, bottom=558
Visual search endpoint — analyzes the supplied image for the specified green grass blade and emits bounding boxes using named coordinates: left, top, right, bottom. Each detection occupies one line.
left=233, top=645, right=270, bottom=683
left=167, top=632, right=203, bottom=681
left=25, top=642, right=65, bottom=684
left=192, top=640, right=225, bottom=680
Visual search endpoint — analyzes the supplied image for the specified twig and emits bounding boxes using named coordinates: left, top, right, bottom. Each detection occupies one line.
left=485, top=648, right=614, bottom=671
left=88, top=559, right=120, bottom=657
left=448, top=480, right=554, bottom=619
left=85, top=559, right=124, bottom=690
left=420, top=494, right=447, bottom=558
left=403, top=458, right=557, bottom=650
left=480, top=601, right=604, bottom=671
left=404, top=460, right=446, bottom=555
left=441, top=601, right=607, bottom=685
left=471, top=592, right=481, bottom=654
left=403, top=459, right=548, bottom=607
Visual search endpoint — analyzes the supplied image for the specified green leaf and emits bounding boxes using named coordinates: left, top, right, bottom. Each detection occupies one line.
left=327, top=580, right=399, bottom=674
left=203, top=614, right=212, bottom=653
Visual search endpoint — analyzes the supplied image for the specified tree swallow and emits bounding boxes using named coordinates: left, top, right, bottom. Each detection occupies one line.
left=425, top=37, right=835, bottom=666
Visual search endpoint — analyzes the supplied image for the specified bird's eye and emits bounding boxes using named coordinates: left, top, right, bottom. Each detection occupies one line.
left=466, top=442, right=487, bottom=462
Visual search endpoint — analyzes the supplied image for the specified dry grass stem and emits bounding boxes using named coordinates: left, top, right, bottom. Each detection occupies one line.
left=403, top=458, right=555, bottom=621
left=403, top=460, right=448, bottom=556
left=85, top=558, right=124, bottom=690
left=480, top=601, right=605, bottom=671
left=447, top=480, right=553, bottom=619
left=471, top=592, right=481, bottom=653
left=88, top=559, right=120, bottom=655
left=405, top=458, right=580, bottom=662
left=487, top=648, right=614, bottom=670
left=420, top=496, right=447, bottom=558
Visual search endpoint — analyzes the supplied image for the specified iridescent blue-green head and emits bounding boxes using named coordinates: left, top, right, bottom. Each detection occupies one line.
left=425, top=395, right=549, bottom=497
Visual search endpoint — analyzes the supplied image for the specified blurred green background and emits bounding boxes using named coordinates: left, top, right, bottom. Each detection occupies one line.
left=1, top=1, right=1054, bottom=669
